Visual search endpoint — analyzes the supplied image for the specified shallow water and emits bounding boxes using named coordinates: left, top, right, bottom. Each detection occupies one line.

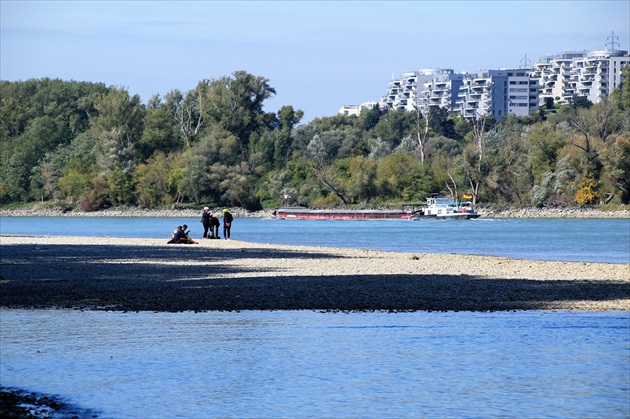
left=1, top=309, right=629, bottom=418
left=1, top=216, right=629, bottom=263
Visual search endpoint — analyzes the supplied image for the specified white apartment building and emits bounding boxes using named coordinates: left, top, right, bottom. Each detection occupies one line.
left=420, top=73, right=465, bottom=115
left=379, top=68, right=454, bottom=112
left=532, top=51, right=587, bottom=105
left=379, top=68, right=538, bottom=120
left=338, top=101, right=378, bottom=117
left=340, top=37, right=629, bottom=121
left=454, top=69, right=539, bottom=120
left=531, top=48, right=629, bottom=106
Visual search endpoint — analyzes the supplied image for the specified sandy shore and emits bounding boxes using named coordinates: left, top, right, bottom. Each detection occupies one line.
left=1, top=235, right=628, bottom=312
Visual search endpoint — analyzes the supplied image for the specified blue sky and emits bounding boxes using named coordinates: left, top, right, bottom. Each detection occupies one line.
left=2, top=1, right=629, bottom=122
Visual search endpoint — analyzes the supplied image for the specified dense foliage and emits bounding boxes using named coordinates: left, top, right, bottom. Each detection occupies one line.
left=1, top=68, right=629, bottom=211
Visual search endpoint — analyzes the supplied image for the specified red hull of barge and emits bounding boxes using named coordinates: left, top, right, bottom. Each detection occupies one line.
left=274, top=208, right=418, bottom=220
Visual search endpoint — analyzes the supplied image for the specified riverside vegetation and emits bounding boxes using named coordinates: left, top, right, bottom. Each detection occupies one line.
left=1, top=69, right=630, bottom=214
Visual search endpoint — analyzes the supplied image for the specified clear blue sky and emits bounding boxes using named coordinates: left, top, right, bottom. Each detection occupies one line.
left=2, top=1, right=629, bottom=122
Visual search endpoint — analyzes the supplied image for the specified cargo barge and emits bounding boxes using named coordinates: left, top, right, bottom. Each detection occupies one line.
left=274, top=196, right=479, bottom=220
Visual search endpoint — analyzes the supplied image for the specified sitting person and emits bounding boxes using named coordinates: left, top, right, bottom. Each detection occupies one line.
left=167, top=226, right=183, bottom=243
left=178, top=225, right=196, bottom=244
left=167, top=225, right=196, bottom=244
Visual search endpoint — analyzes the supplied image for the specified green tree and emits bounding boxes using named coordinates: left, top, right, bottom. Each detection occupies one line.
left=569, top=94, right=593, bottom=109
left=138, top=94, right=179, bottom=159
left=525, top=123, right=566, bottom=182
left=370, top=108, right=415, bottom=152
left=428, top=107, right=457, bottom=139
left=165, top=85, right=206, bottom=148
left=307, top=134, right=349, bottom=204
left=133, top=153, right=173, bottom=207
left=88, top=88, right=145, bottom=207
left=602, top=135, right=630, bottom=204
left=91, top=87, right=145, bottom=173
left=57, top=158, right=95, bottom=205
left=277, top=105, right=304, bottom=131
left=567, top=107, right=603, bottom=179
left=204, top=71, right=276, bottom=159
left=360, top=105, right=381, bottom=131
left=310, top=114, right=359, bottom=132
left=339, top=156, right=377, bottom=204
left=376, top=152, right=422, bottom=201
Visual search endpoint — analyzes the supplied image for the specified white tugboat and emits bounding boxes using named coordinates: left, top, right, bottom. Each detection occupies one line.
left=418, top=196, right=479, bottom=219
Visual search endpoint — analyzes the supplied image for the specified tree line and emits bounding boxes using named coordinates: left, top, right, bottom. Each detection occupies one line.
left=1, top=69, right=629, bottom=211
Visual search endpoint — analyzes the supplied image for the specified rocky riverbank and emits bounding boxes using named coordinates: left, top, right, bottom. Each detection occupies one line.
left=478, top=206, right=630, bottom=219
left=1, top=205, right=628, bottom=219
left=0, top=206, right=272, bottom=218
left=1, top=236, right=628, bottom=312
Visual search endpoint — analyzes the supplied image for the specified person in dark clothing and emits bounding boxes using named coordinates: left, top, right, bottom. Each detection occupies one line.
left=201, top=207, right=211, bottom=238
left=222, top=209, right=233, bottom=239
left=167, top=224, right=195, bottom=244
left=209, top=213, right=221, bottom=239
left=178, top=224, right=195, bottom=244
left=167, top=226, right=184, bottom=244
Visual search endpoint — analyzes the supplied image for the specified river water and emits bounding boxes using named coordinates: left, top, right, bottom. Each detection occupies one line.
left=1, top=217, right=629, bottom=417
left=1, top=216, right=629, bottom=263
left=1, top=309, right=629, bottom=418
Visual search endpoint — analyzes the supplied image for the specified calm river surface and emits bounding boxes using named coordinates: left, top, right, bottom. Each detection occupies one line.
left=1, top=216, right=629, bottom=263
left=1, top=309, right=629, bottom=418
left=1, top=217, right=629, bottom=417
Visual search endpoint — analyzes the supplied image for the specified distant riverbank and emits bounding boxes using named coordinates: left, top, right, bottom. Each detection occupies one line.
left=1, top=205, right=629, bottom=219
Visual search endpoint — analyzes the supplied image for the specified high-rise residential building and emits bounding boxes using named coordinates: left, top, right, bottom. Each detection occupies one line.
left=379, top=68, right=539, bottom=120
left=454, top=69, right=539, bottom=120
left=341, top=35, right=629, bottom=120
left=532, top=48, right=629, bottom=106
left=420, top=73, right=464, bottom=115
left=531, top=51, right=587, bottom=105
left=379, top=68, right=454, bottom=112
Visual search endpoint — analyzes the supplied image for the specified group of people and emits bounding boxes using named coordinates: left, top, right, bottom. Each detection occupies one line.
left=167, top=208, right=233, bottom=244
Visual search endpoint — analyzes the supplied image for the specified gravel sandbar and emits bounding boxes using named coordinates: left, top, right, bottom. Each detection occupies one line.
left=1, top=235, right=628, bottom=312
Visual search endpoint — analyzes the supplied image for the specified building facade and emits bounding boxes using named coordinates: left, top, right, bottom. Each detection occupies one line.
left=340, top=40, right=629, bottom=120
left=454, top=69, right=539, bottom=119
left=338, top=101, right=378, bottom=117
left=532, top=49, right=629, bottom=106
left=379, top=68, right=454, bottom=112
left=420, top=72, right=464, bottom=115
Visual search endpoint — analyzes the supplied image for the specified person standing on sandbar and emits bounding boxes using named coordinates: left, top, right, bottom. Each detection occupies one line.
left=201, top=207, right=211, bottom=238
left=222, top=208, right=233, bottom=239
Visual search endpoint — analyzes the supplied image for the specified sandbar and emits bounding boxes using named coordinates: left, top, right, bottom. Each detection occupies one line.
left=1, top=235, right=628, bottom=312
